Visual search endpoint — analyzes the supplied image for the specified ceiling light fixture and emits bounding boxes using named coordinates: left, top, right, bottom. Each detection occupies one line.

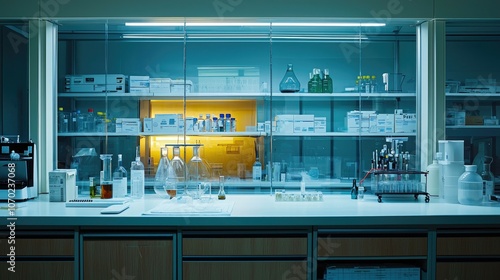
left=125, top=22, right=386, bottom=27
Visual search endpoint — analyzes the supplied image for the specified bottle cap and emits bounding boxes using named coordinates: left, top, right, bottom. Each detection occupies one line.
left=465, top=165, right=477, bottom=172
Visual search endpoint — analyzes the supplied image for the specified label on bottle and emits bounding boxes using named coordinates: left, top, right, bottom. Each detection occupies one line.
left=483, top=180, right=494, bottom=196
left=130, top=170, right=145, bottom=198
left=252, top=165, right=261, bottom=181
left=113, top=177, right=127, bottom=198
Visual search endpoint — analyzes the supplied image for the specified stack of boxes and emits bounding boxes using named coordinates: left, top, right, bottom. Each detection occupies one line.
left=271, top=115, right=326, bottom=133
left=128, top=76, right=150, bottom=95
left=347, top=110, right=416, bottom=133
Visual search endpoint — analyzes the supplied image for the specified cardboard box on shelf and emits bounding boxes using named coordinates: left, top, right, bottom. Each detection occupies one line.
left=115, top=118, right=141, bottom=133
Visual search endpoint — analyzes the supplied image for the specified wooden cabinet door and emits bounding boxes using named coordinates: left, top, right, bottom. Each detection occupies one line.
left=83, top=237, right=173, bottom=280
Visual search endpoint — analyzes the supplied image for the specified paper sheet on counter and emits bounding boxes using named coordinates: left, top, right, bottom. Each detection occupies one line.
left=143, top=199, right=234, bottom=216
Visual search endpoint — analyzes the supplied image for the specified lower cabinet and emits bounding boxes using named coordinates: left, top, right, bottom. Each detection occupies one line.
left=315, top=230, right=428, bottom=280
left=82, top=233, right=174, bottom=280
left=436, top=231, right=500, bottom=280
left=182, top=231, right=309, bottom=280
left=0, top=231, right=75, bottom=280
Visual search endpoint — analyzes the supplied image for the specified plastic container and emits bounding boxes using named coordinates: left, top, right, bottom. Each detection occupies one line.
left=441, top=162, right=464, bottom=203
left=458, top=165, right=483, bottom=205
left=426, top=158, right=440, bottom=196
left=438, top=140, right=464, bottom=163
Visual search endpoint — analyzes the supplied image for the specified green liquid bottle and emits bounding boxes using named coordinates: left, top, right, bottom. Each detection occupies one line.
left=310, top=68, right=322, bottom=93
left=322, top=69, right=333, bottom=93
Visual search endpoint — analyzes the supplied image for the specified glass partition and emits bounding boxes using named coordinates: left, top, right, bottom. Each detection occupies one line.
left=445, top=20, right=500, bottom=188
left=55, top=18, right=420, bottom=196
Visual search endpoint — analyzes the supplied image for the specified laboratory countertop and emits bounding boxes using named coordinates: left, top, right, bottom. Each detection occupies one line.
left=2, top=193, right=500, bottom=229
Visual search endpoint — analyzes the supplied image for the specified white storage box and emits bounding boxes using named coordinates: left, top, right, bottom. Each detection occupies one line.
left=153, top=114, right=179, bottom=133
left=150, top=78, right=172, bottom=96
left=171, top=79, right=193, bottom=94
left=314, top=117, right=327, bottom=133
left=275, top=115, right=294, bottom=133
left=115, top=118, right=141, bottom=133
left=49, top=169, right=77, bottom=202
left=294, top=115, right=315, bottom=133
left=129, top=76, right=150, bottom=88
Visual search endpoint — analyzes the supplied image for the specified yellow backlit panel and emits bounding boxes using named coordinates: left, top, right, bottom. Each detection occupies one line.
left=150, top=100, right=257, bottom=132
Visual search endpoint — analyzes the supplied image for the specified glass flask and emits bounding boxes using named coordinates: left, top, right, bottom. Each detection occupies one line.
left=279, top=64, right=300, bottom=93
left=154, top=147, right=171, bottom=199
left=99, top=154, right=113, bottom=199
left=169, top=146, right=186, bottom=195
left=186, top=145, right=211, bottom=199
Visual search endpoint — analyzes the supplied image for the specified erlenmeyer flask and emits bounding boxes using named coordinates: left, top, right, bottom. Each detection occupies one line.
left=154, top=147, right=171, bottom=198
left=186, top=145, right=211, bottom=199
left=279, top=64, right=300, bottom=93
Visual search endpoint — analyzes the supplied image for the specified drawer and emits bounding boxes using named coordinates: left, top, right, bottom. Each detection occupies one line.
left=437, top=262, right=500, bottom=280
left=183, top=237, right=307, bottom=256
left=0, top=261, right=74, bottom=279
left=317, top=236, right=427, bottom=257
left=0, top=238, right=74, bottom=256
left=183, top=261, right=307, bottom=280
left=437, top=236, right=500, bottom=256
left=83, top=239, right=173, bottom=280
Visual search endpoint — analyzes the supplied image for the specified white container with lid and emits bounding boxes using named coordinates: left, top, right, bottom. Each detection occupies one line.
left=458, top=165, right=483, bottom=205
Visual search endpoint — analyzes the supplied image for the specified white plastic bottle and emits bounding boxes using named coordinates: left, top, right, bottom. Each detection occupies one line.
left=458, top=165, right=483, bottom=205
left=112, top=154, right=128, bottom=198
left=130, top=147, right=145, bottom=199
left=426, top=154, right=441, bottom=196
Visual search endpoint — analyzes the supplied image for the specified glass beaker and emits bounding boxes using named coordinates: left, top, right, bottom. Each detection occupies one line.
left=99, top=154, right=113, bottom=199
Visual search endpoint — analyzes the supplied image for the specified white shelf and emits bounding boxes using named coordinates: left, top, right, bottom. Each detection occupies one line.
left=58, top=132, right=266, bottom=137
left=271, top=132, right=417, bottom=137
left=446, top=125, right=500, bottom=129
left=446, top=93, right=500, bottom=99
left=58, top=92, right=416, bottom=101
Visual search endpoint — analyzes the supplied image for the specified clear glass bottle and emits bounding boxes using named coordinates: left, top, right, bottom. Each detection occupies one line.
left=371, top=75, right=377, bottom=93
left=458, top=165, right=483, bottom=205
left=96, top=111, right=106, bottom=132
left=230, top=117, right=236, bottom=132
left=218, top=175, right=226, bottom=200
left=186, top=145, right=211, bottom=199
left=58, top=107, right=69, bottom=133
left=130, top=146, right=145, bottom=199
left=69, top=110, right=78, bottom=132
left=76, top=109, right=85, bottom=132
left=154, top=147, right=171, bottom=199
left=212, top=116, right=218, bottom=132
left=198, top=113, right=205, bottom=132
left=85, top=108, right=95, bottom=132
left=112, top=154, right=128, bottom=198
left=205, top=114, right=212, bottom=133
left=481, top=157, right=494, bottom=202
left=224, top=113, right=231, bottom=132
left=99, top=154, right=113, bottom=199
left=218, top=113, right=225, bottom=132
left=251, top=159, right=262, bottom=181
left=279, top=64, right=300, bottom=93
left=322, top=69, right=333, bottom=93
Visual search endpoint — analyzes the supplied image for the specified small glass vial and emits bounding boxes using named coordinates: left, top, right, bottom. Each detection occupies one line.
left=218, top=175, right=226, bottom=200
left=89, top=177, right=97, bottom=198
